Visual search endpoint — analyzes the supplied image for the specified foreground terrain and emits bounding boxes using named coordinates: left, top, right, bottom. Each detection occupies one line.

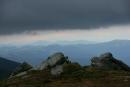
left=0, top=52, right=130, bottom=87
left=1, top=69, right=130, bottom=87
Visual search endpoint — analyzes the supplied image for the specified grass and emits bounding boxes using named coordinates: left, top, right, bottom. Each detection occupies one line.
left=1, top=64, right=130, bottom=87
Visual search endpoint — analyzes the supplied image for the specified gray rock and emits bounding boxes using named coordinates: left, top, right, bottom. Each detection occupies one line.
left=100, top=52, right=113, bottom=59
left=38, top=52, right=70, bottom=75
left=91, top=57, right=103, bottom=67
left=91, top=52, right=130, bottom=71
left=10, top=62, right=33, bottom=77
left=51, top=65, right=63, bottom=76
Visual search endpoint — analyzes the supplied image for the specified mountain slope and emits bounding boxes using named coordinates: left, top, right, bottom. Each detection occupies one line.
left=1, top=52, right=130, bottom=87
left=0, top=57, right=20, bottom=79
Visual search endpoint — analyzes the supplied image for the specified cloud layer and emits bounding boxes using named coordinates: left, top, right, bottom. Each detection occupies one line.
left=0, top=25, right=130, bottom=44
left=0, top=0, right=130, bottom=34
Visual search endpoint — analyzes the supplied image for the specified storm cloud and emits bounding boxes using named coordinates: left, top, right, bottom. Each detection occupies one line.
left=0, top=0, right=130, bottom=34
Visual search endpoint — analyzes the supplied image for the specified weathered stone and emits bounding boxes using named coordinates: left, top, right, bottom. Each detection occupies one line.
left=10, top=62, right=33, bottom=77
left=51, top=65, right=63, bottom=76
left=91, top=57, right=103, bottom=67
left=100, top=52, right=113, bottom=59
left=38, top=52, right=70, bottom=75
left=91, top=52, right=130, bottom=71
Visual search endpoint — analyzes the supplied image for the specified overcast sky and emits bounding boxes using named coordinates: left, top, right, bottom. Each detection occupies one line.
left=0, top=25, right=129, bottom=44
left=0, top=0, right=130, bottom=43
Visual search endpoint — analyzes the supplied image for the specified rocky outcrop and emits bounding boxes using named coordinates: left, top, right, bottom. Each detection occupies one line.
left=9, top=52, right=130, bottom=78
left=10, top=62, right=33, bottom=77
left=91, top=52, right=130, bottom=71
left=38, top=52, right=70, bottom=75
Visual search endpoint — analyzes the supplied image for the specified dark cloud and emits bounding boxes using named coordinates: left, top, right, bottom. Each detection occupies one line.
left=0, top=0, right=130, bottom=34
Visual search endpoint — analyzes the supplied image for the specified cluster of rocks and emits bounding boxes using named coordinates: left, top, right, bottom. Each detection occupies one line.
left=10, top=52, right=70, bottom=77
left=10, top=52, right=130, bottom=78
left=38, top=52, right=70, bottom=75
left=91, top=52, right=130, bottom=71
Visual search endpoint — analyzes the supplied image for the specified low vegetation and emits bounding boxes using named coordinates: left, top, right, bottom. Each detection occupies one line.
left=0, top=63, right=130, bottom=87
left=1, top=52, right=130, bottom=87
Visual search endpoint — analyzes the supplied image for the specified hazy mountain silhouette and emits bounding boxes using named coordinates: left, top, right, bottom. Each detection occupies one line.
left=0, top=57, right=20, bottom=79
left=0, top=40, right=129, bottom=66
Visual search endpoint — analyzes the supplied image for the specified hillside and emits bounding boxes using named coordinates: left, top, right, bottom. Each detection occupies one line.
left=0, top=57, right=20, bottom=79
left=0, top=52, right=130, bottom=87
left=2, top=69, right=130, bottom=87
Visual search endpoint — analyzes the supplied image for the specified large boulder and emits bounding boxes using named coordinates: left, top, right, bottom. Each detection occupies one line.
left=38, top=52, right=70, bottom=75
left=10, top=62, right=33, bottom=77
left=91, top=52, right=130, bottom=71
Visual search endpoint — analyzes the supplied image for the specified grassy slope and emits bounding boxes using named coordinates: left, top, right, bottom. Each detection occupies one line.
left=1, top=68, right=130, bottom=87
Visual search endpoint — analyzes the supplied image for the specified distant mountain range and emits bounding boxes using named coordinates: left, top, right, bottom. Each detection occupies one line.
left=0, top=57, right=20, bottom=79
left=0, top=40, right=130, bottom=66
left=30, top=40, right=96, bottom=45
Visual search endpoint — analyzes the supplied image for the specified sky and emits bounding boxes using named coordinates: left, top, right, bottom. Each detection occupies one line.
left=0, top=25, right=130, bottom=44
left=0, top=0, right=130, bottom=44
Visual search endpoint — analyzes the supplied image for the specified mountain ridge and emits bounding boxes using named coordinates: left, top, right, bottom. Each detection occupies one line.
left=0, top=57, right=20, bottom=79
left=0, top=40, right=130, bottom=66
